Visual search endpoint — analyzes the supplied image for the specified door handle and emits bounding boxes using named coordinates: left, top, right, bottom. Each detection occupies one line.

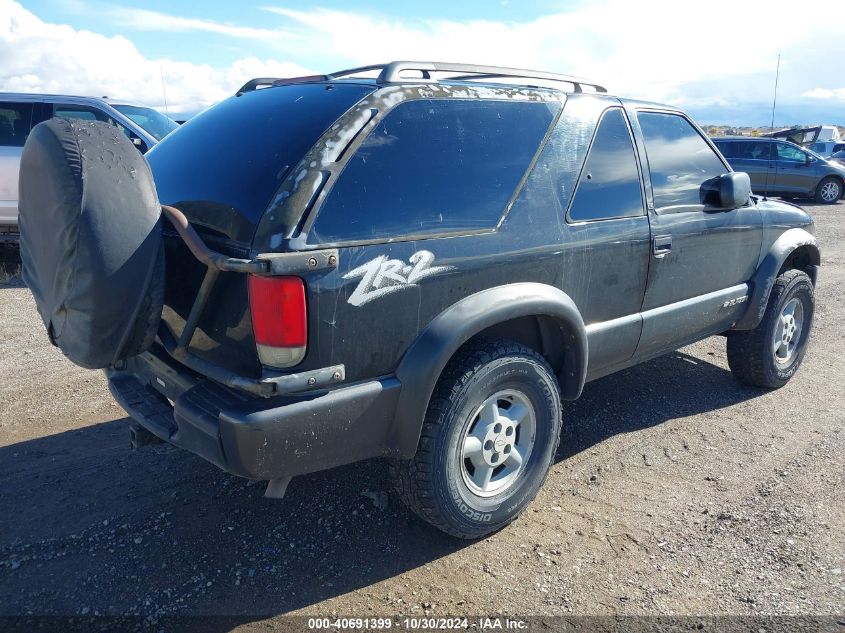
left=653, top=235, right=672, bottom=258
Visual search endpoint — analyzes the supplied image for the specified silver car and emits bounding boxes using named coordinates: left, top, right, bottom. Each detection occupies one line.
left=1, top=93, right=179, bottom=240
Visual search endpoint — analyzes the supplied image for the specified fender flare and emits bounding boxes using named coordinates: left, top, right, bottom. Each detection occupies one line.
left=391, top=282, right=587, bottom=457
left=733, top=227, right=820, bottom=330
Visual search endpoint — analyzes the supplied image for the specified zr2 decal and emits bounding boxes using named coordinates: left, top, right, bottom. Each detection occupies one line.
left=342, top=250, right=454, bottom=307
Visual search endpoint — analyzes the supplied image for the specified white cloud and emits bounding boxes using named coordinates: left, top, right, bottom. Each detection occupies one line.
left=259, top=0, right=845, bottom=108
left=109, top=7, right=284, bottom=41
left=2, top=0, right=844, bottom=123
left=0, top=0, right=311, bottom=115
left=802, top=87, right=845, bottom=100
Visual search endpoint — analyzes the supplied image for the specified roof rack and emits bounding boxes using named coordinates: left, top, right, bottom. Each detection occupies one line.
left=235, top=61, right=607, bottom=96
left=235, top=75, right=329, bottom=96
left=330, top=61, right=608, bottom=93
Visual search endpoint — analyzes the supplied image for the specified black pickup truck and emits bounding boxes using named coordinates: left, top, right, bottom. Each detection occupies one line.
left=18, top=62, right=820, bottom=539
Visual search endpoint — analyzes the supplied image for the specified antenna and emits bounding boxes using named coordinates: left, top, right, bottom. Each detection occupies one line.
left=763, top=53, right=780, bottom=201
left=160, top=65, right=170, bottom=115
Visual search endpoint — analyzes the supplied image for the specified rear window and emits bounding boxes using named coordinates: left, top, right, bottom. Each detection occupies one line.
left=310, top=98, right=558, bottom=243
left=146, top=83, right=374, bottom=242
left=0, top=102, right=34, bottom=147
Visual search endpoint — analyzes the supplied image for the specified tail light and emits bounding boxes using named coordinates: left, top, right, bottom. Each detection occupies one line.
left=248, top=275, right=307, bottom=368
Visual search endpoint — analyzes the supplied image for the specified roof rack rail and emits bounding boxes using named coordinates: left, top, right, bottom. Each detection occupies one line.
left=235, top=62, right=607, bottom=96
left=328, top=61, right=607, bottom=93
left=325, top=64, right=391, bottom=80
left=235, top=75, right=329, bottom=96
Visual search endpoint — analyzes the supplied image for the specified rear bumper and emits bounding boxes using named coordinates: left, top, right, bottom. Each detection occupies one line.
left=108, top=348, right=402, bottom=479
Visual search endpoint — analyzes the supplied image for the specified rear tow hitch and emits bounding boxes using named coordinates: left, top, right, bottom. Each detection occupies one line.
left=129, top=423, right=164, bottom=449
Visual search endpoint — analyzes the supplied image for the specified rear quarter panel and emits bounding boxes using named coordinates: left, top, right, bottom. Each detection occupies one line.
left=292, top=92, right=648, bottom=384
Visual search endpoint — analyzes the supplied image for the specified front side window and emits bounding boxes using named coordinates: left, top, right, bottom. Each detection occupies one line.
left=567, top=108, right=643, bottom=222
left=53, top=103, right=145, bottom=149
left=53, top=104, right=113, bottom=124
left=310, top=98, right=558, bottom=243
left=776, top=143, right=807, bottom=162
left=0, top=102, right=34, bottom=147
left=637, top=112, right=727, bottom=212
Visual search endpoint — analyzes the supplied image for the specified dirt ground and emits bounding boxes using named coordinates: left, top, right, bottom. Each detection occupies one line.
left=0, top=202, right=843, bottom=629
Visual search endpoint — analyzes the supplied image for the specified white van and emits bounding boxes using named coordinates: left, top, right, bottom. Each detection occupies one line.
left=1, top=93, right=179, bottom=240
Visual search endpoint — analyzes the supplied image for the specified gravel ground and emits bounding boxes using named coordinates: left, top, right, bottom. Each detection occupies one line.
left=0, top=202, right=843, bottom=629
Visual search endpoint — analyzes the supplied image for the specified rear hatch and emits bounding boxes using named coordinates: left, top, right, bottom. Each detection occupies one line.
left=146, top=82, right=374, bottom=378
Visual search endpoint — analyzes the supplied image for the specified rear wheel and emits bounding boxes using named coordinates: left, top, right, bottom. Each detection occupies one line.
left=392, top=339, right=562, bottom=539
left=727, top=269, right=814, bottom=389
left=815, top=177, right=842, bottom=204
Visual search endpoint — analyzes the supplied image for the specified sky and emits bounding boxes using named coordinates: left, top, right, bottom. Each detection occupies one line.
left=2, top=0, right=844, bottom=126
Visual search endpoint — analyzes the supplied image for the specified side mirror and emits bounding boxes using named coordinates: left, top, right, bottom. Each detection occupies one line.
left=700, top=172, right=751, bottom=210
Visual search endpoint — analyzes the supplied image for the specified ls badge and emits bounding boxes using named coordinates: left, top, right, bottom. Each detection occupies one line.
left=343, top=250, right=454, bottom=307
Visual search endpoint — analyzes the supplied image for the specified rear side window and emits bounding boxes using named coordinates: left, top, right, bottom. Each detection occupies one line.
left=734, top=140, right=774, bottom=160
left=637, top=112, right=727, bottom=212
left=713, top=141, right=735, bottom=158
left=0, top=102, right=34, bottom=147
left=310, top=99, right=558, bottom=243
left=567, top=108, right=643, bottom=222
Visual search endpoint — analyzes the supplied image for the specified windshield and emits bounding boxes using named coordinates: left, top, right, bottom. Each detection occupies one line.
left=113, top=104, right=179, bottom=141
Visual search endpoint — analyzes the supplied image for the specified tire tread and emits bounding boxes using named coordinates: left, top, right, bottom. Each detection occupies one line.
left=391, top=338, right=560, bottom=538
left=727, top=269, right=812, bottom=388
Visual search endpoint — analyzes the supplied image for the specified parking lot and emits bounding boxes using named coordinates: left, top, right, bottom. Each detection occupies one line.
left=0, top=201, right=843, bottom=627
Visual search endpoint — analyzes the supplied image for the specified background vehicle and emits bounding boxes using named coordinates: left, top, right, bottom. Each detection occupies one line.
left=19, top=62, right=820, bottom=539
left=809, top=140, right=845, bottom=157
left=713, top=136, right=845, bottom=203
left=764, top=124, right=841, bottom=148
left=0, top=93, right=177, bottom=240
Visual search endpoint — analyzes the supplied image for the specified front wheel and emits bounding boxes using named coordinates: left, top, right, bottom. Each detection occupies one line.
left=391, top=339, right=562, bottom=539
left=815, top=177, right=842, bottom=204
left=727, top=269, right=814, bottom=389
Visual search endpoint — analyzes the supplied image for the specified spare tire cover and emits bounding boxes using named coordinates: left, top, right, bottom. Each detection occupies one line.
left=18, top=118, right=163, bottom=369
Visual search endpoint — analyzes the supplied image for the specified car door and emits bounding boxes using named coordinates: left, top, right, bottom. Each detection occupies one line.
left=0, top=100, right=35, bottom=227
left=773, top=142, right=818, bottom=195
left=630, top=109, right=762, bottom=359
left=732, top=139, right=777, bottom=194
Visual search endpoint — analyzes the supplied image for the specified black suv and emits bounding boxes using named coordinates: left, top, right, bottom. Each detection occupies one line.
left=20, top=62, right=820, bottom=539
left=713, top=136, right=845, bottom=204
